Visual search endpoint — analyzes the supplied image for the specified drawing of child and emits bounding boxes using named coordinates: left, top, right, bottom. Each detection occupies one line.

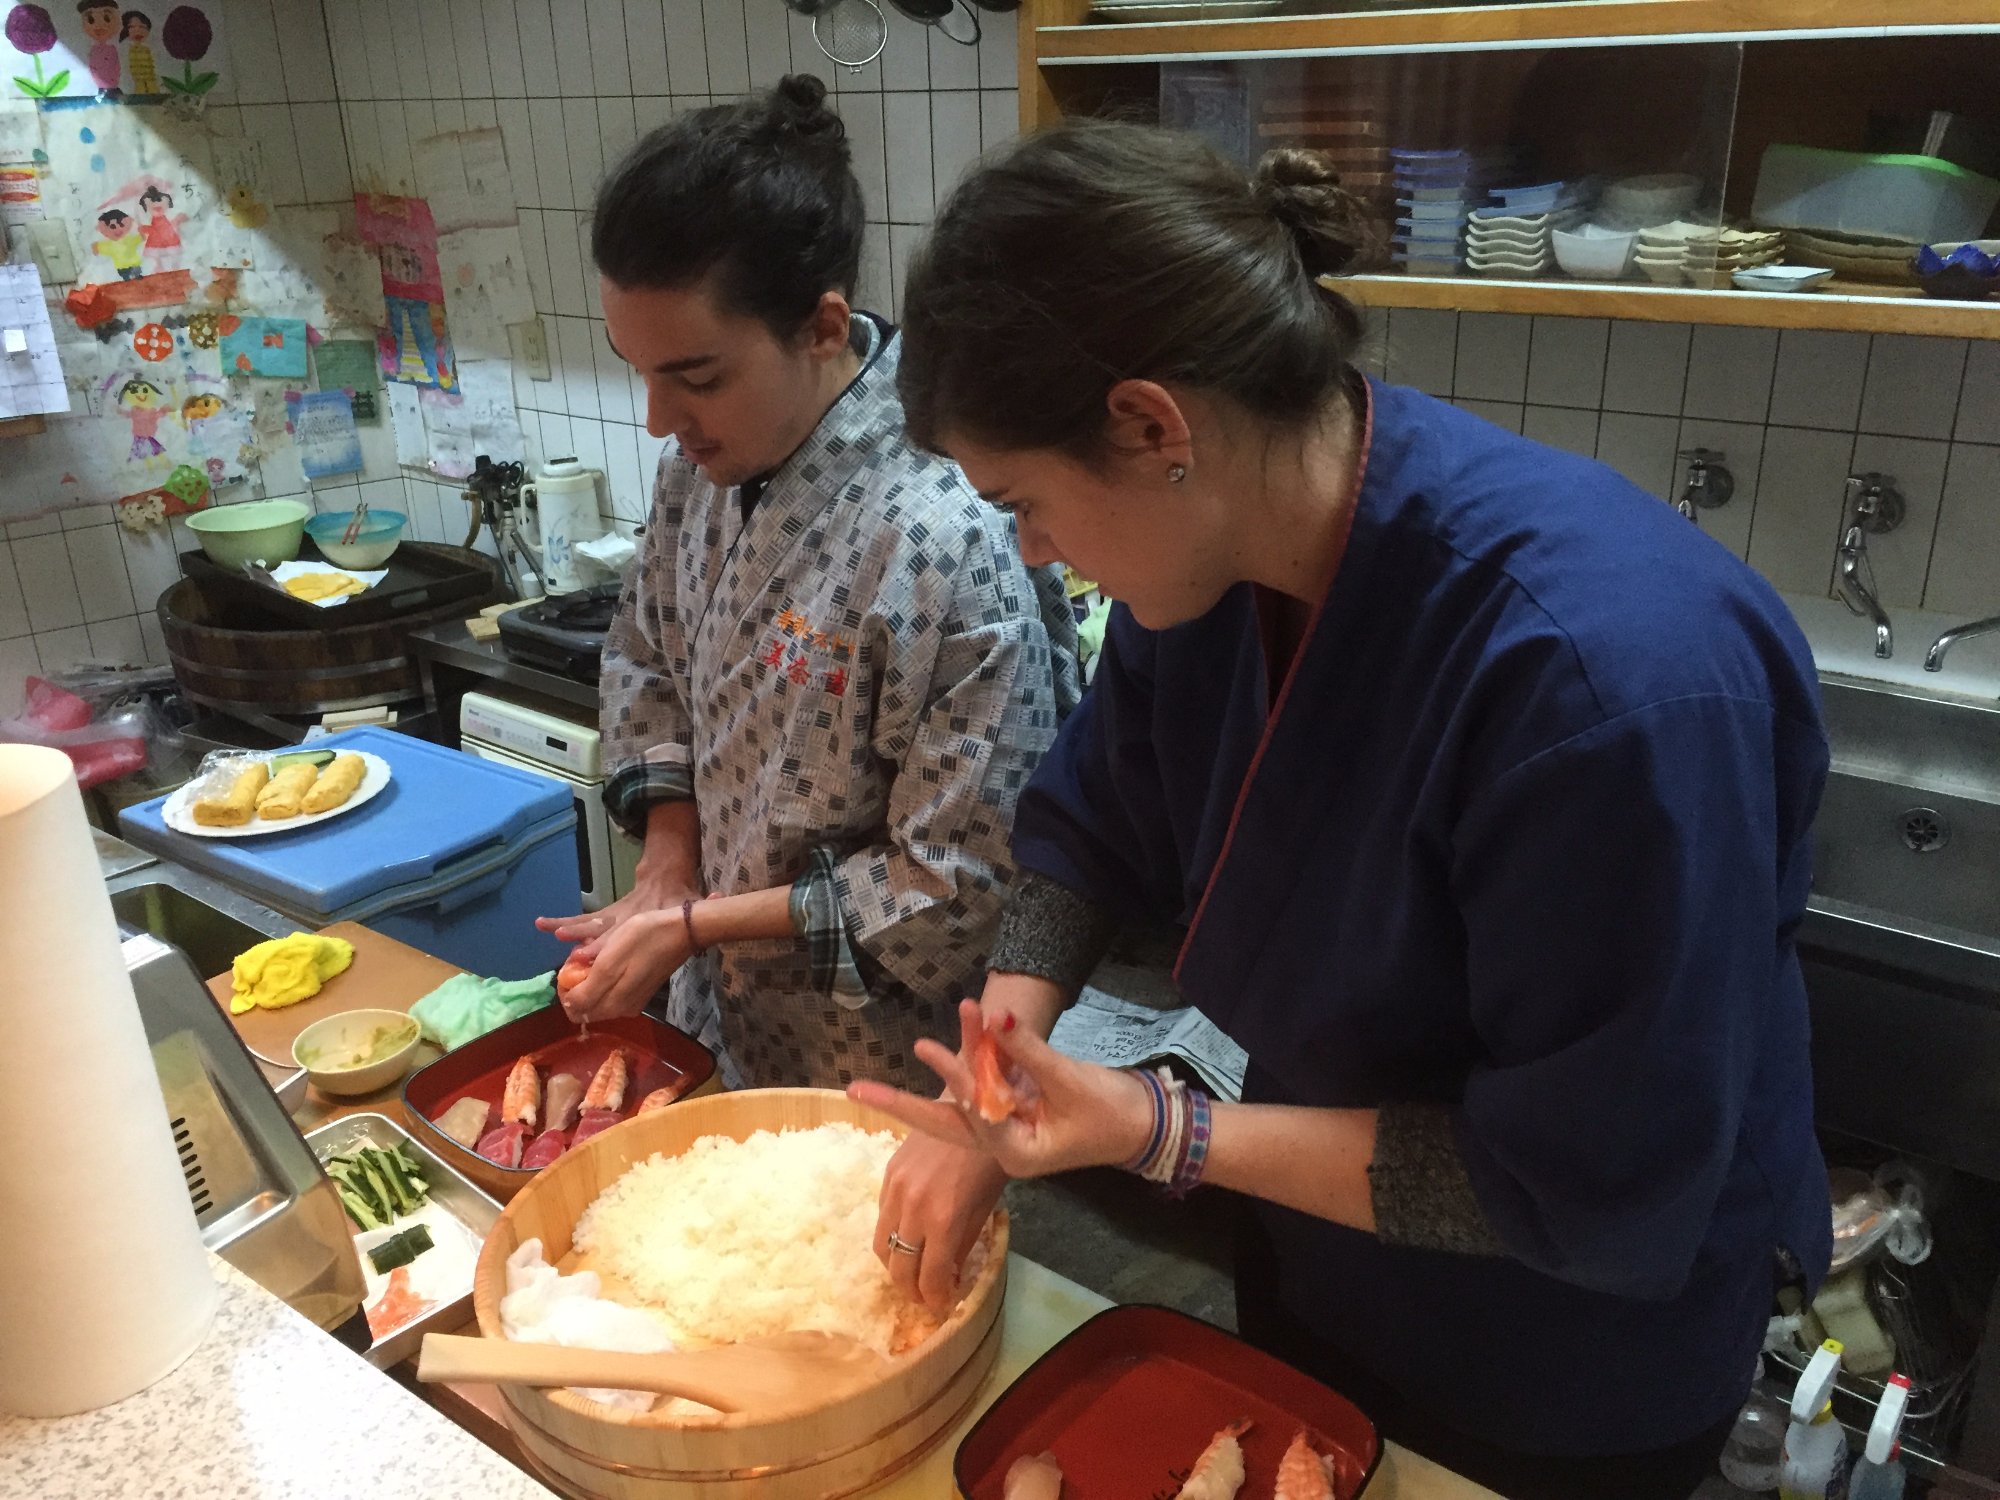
left=180, top=391, right=221, bottom=453
left=93, top=209, right=144, bottom=280
left=78, top=0, right=121, bottom=93
left=118, top=377, right=167, bottom=459
left=137, top=185, right=183, bottom=273
left=121, top=10, right=156, bottom=93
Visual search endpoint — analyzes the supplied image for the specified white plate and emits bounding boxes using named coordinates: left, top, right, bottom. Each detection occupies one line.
left=162, top=751, right=393, bottom=839
left=1732, top=266, right=1835, bottom=292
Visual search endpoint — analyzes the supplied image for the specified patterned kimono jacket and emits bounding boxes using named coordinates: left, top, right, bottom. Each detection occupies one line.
left=601, top=317, right=1080, bottom=1089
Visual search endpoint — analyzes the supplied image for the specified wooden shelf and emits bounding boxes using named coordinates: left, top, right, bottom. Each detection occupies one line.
left=1333, top=272, right=2000, bottom=336
left=1037, top=0, right=2000, bottom=63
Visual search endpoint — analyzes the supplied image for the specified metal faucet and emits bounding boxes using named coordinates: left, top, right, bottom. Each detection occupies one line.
left=1925, top=614, right=2000, bottom=673
left=1676, top=448, right=1734, bottom=524
left=1832, top=473, right=1905, bottom=660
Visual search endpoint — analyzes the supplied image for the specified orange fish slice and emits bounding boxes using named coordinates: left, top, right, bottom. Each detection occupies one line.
left=501, top=1056, right=541, bottom=1129
left=970, top=1029, right=1020, bottom=1124
left=583, top=1047, right=629, bottom=1113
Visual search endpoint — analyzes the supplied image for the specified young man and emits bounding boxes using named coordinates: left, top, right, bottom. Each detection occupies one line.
left=538, top=78, right=1079, bottom=1092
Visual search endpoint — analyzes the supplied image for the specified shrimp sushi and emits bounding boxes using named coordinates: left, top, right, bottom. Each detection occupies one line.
left=636, top=1086, right=677, bottom=1116
left=1274, top=1431, right=1337, bottom=1500
left=1176, top=1420, right=1249, bottom=1500
left=500, top=1056, right=540, bottom=1129
left=582, top=1048, right=629, bottom=1113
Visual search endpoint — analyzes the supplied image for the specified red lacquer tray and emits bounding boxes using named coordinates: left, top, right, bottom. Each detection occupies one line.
left=954, top=1305, right=1380, bottom=1500
left=400, top=1008, right=716, bottom=1201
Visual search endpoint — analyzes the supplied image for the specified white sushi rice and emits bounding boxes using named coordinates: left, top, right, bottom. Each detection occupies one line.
left=572, top=1123, right=928, bottom=1357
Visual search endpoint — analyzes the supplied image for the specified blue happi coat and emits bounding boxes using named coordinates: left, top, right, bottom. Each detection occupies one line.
left=1014, top=378, right=1833, bottom=1454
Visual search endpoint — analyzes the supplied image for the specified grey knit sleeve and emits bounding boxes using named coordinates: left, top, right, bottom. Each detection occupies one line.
left=986, top=869, right=1119, bottom=995
left=1367, top=1101, right=1506, bottom=1257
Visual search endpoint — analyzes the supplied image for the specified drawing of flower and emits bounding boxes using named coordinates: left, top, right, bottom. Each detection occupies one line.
left=7, top=5, right=70, bottom=98
left=158, top=4, right=216, bottom=97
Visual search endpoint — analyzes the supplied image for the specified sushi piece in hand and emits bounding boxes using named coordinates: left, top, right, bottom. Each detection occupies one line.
left=545, top=1072, right=586, bottom=1132
left=582, top=1048, right=629, bottom=1113
left=1004, top=1451, right=1063, bottom=1500
left=521, top=1128, right=570, bottom=1170
left=501, top=1056, right=541, bottom=1129
left=476, top=1122, right=529, bottom=1168
left=1274, top=1431, right=1337, bottom=1500
left=1175, top=1420, right=1250, bottom=1500
left=571, top=1108, right=622, bottom=1146
left=636, top=1086, right=677, bottom=1116
left=435, top=1096, right=492, bottom=1149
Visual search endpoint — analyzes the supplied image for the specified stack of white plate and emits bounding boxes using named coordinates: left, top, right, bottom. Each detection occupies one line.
left=1465, top=205, right=1584, bottom=278
left=1633, top=222, right=1785, bottom=287
left=1783, top=227, right=1925, bottom=287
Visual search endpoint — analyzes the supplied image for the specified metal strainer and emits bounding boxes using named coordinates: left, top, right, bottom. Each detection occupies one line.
left=814, top=0, right=889, bottom=70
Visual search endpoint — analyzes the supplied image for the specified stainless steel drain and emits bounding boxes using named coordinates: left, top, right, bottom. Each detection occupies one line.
left=1899, top=807, right=1948, bottom=853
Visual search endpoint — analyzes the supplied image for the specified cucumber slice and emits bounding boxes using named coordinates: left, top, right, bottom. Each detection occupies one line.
left=271, top=749, right=337, bottom=772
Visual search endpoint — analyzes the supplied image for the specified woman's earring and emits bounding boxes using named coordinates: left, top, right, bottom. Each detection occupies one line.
left=1167, top=463, right=1187, bottom=484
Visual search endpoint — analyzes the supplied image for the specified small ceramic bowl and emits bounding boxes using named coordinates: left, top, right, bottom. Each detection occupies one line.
left=306, top=509, right=407, bottom=570
left=1914, top=240, right=2000, bottom=300
left=293, top=1008, right=422, bottom=1097
left=1634, top=254, right=1688, bottom=285
left=1553, top=224, right=1638, bottom=280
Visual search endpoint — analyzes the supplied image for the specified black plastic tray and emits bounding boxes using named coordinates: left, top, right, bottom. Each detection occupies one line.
left=178, top=540, right=498, bottom=628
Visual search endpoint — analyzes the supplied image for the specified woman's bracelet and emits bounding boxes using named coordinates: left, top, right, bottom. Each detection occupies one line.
left=681, top=897, right=706, bottom=955
left=1120, top=1066, right=1212, bottom=1200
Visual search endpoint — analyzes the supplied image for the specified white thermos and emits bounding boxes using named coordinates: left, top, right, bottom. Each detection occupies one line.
left=521, top=457, right=611, bottom=595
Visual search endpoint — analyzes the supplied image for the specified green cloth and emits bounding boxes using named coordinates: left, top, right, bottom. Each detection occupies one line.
left=408, top=970, right=556, bottom=1051
left=1076, top=597, right=1112, bottom=669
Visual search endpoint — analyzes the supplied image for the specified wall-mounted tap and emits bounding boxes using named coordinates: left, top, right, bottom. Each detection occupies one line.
left=1832, top=472, right=1904, bottom=660
left=1925, top=614, right=2000, bottom=674
left=1676, top=448, right=1734, bottom=524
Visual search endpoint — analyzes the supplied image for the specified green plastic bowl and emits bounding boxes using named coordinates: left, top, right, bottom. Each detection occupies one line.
left=186, top=499, right=311, bottom=570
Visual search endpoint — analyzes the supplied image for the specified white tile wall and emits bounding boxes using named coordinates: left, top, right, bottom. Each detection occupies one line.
left=1378, top=309, right=2000, bottom=693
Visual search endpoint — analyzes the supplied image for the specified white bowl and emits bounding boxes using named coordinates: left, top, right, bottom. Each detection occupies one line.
left=1732, top=265, right=1835, bottom=292
left=293, top=1008, right=422, bottom=1096
left=1552, top=224, right=1639, bottom=280
left=1633, top=257, right=1688, bottom=285
left=1601, top=173, right=1702, bottom=226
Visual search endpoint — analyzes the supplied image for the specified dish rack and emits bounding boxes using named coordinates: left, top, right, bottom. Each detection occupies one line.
left=1767, top=1252, right=1984, bottom=1474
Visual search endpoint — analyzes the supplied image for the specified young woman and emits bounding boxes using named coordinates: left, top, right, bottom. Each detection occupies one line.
left=539, top=77, right=1079, bottom=1092
left=853, top=122, right=1832, bottom=1500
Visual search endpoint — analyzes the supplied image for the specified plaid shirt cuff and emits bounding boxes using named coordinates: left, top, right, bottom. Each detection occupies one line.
left=603, top=761, right=693, bottom=839
left=790, top=846, right=872, bottom=1012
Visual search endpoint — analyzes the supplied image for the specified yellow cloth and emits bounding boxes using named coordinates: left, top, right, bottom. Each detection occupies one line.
left=229, top=933, right=355, bottom=1015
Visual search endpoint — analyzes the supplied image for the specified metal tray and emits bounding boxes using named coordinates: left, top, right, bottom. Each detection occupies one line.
left=177, top=540, right=499, bottom=629
left=953, top=1305, right=1380, bottom=1500
left=304, top=1112, right=504, bottom=1369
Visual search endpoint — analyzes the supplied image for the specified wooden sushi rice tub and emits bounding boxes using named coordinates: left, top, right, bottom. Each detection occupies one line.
left=469, top=1088, right=1010, bottom=1499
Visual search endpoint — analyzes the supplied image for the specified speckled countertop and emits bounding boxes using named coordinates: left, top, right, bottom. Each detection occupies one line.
left=0, top=1255, right=554, bottom=1500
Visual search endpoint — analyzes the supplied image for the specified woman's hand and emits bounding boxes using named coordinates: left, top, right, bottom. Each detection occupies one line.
left=853, top=1002, right=1155, bottom=1179
left=872, top=1134, right=1010, bottom=1311
left=558, top=906, right=695, bottom=1024
left=535, top=881, right=688, bottom=959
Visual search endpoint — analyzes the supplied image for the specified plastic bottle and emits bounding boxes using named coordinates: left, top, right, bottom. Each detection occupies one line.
left=1779, top=1339, right=1852, bottom=1500
left=1721, top=1375, right=1789, bottom=1491
left=1848, top=1373, right=1911, bottom=1500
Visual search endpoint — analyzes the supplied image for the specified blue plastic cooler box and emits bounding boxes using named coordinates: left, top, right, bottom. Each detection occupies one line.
left=120, top=727, right=578, bottom=979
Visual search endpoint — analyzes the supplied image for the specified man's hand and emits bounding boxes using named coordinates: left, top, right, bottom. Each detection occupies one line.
left=558, top=906, right=697, bottom=1024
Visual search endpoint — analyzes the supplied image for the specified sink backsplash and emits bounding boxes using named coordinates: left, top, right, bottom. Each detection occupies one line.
left=1373, top=310, right=2000, bottom=701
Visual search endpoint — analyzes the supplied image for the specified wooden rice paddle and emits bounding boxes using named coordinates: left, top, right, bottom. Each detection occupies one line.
left=416, top=1330, right=888, bottom=1413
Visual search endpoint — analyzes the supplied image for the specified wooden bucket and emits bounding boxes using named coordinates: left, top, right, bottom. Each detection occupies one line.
left=471, top=1088, right=1009, bottom=1500
left=158, top=562, right=497, bottom=714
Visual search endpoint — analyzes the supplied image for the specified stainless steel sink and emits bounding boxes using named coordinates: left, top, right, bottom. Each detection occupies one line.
left=110, top=881, right=278, bottom=980
left=1806, top=675, right=2000, bottom=989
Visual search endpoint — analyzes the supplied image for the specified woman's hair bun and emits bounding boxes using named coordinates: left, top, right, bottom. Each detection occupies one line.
left=1252, top=147, right=1365, bottom=279
left=772, top=73, right=842, bottom=140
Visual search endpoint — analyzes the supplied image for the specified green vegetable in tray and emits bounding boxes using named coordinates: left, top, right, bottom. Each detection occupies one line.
left=271, top=749, right=338, bottom=772
left=367, top=1223, right=435, bottom=1274
left=323, top=1143, right=433, bottom=1229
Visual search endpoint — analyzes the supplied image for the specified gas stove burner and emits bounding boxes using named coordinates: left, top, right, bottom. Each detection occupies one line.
left=497, top=583, right=623, bottom=681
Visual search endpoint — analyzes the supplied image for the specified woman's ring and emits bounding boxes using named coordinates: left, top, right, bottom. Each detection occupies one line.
left=887, top=1231, right=923, bottom=1256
